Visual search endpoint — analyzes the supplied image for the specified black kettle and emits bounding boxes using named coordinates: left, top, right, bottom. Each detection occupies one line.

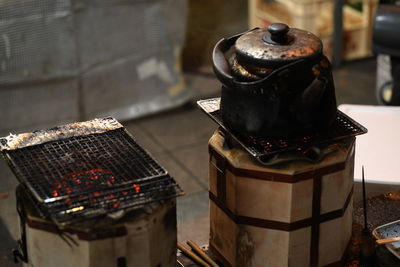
left=212, top=23, right=337, bottom=138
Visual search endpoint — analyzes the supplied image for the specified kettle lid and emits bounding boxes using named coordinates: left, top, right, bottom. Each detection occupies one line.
left=235, top=23, right=323, bottom=68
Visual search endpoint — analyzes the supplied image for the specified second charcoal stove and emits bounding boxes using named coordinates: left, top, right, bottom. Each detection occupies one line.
left=0, top=117, right=183, bottom=227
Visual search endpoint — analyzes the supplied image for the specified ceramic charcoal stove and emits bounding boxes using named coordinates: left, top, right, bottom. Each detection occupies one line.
left=198, top=23, right=368, bottom=267
left=0, top=117, right=183, bottom=267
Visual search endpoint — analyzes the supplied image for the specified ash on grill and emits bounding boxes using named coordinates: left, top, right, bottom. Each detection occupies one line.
left=1, top=117, right=183, bottom=227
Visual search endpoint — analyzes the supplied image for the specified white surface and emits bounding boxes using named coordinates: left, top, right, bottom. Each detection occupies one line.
left=339, top=104, right=400, bottom=185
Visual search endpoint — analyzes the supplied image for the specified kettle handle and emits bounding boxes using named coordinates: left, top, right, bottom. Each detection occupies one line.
left=212, top=38, right=234, bottom=86
left=212, top=29, right=258, bottom=88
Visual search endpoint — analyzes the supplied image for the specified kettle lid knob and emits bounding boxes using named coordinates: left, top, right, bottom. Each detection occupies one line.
left=265, top=23, right=289, bottom=45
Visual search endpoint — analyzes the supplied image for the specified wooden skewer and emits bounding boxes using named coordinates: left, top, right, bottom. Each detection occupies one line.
left=177, top=242, right=211, bottom=267
left=186, top=240, right=219, bottom=267
left=376, top=236, right=400, bottom=245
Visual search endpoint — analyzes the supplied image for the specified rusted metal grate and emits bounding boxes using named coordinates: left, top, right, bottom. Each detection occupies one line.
left=1, top=118, right=183, bottom=226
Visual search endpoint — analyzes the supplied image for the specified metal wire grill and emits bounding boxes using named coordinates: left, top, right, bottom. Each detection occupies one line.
left=230, top=111, right=367, bottom=155
left=197, top=98, right=367, bottom=163
left=2, top=127, right=183, bottom=226
left=6, top=129, right=166, bottom=201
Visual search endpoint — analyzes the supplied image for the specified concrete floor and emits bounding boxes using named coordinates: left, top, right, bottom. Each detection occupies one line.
left=0, top=57, right=377, bottom=266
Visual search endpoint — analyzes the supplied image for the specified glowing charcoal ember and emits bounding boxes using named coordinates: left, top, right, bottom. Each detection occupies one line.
left=61, top=169, right=115, bottom=190
left=133, top=184, right=140, bottom=193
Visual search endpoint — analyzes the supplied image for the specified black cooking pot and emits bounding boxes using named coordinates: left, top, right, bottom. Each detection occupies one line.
left=212, top=23, right=337, bottom=138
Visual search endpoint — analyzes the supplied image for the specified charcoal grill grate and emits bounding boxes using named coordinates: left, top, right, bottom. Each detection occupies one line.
left=197, top=98, right=367, bottom=164
left=1, top=119, right=183, bottom=226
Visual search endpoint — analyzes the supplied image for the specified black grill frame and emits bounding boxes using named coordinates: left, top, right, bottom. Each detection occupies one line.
left=198, top=98, right=368, bottom=165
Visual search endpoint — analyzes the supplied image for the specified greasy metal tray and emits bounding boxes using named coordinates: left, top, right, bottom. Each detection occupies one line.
left=373, top=220, right=400, bottom=260
left=197, top=98, right=367, bottom=165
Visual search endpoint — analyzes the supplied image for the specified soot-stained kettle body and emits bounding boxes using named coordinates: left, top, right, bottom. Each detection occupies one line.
left=212, top=23, right=337, bottom=138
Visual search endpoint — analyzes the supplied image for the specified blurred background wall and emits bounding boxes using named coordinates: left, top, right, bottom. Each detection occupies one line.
left=0, top=0, right=189, bottom=136
left=182, top=0, right=248, bottom=72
